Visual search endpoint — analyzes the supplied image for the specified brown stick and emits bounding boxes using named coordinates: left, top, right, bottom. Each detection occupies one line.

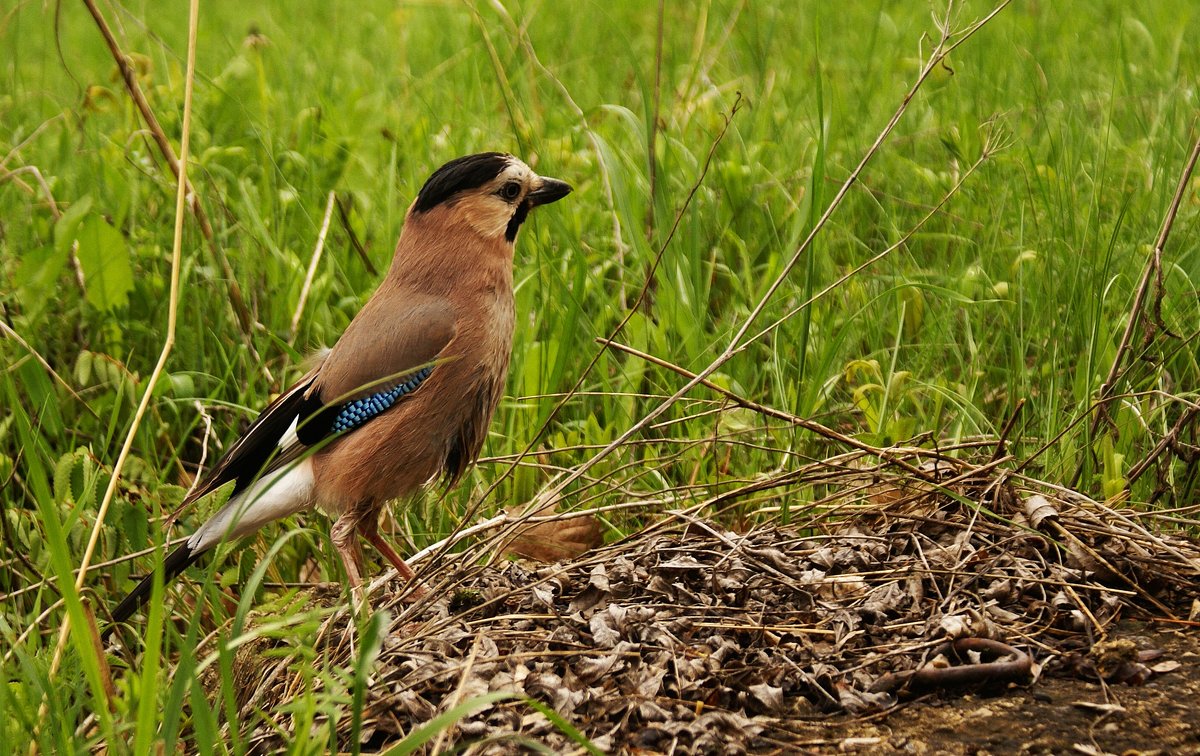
left=871, top=638, right=1033, bottom=694
left=81, top=0, right=255, bottom=338
left=595, top=336, right=930, bottom=477
left=335, top=194, right=378, bottom=276
left=1079, top=131, right=1200, bottom=483
left=991, top=398, right=1026, bottom=463
left=1125, top=406, right=1200, bottom=487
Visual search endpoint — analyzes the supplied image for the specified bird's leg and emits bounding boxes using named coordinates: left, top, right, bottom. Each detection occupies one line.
left=359, top=517, right=428, bottom=602
left=330, top=513, right=370, bottom=613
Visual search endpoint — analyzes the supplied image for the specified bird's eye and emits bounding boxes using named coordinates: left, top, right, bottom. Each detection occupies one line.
left=499, top=181, right=522, bottom=201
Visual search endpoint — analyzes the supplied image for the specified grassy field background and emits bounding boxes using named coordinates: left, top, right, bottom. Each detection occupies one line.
left=2, top=0, right=1198, bottom=751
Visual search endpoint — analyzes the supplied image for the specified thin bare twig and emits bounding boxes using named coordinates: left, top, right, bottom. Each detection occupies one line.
left=0, top=320, right=99, bottom=418
left=991, top=398, right=1026, bottom=463
left=2, top=599, right=65, bottom=664
left=1, top=113, right=65, bottom=167
left=1079, top=130, right=1200, bottom=483
left=1126, top=406, right=1200, bottom=487
left=596, top=337, right=923, bottom=473
left=289, top=191, right=337, bottom=341
left=335, top=194, right=378, bottom=276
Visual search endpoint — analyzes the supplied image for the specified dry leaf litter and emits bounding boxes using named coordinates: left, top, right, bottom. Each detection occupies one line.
left=220, top=464, right=1199, bottom=754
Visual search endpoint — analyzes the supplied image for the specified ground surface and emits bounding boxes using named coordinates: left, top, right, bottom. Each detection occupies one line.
left=788, top=624, right=1200, bottom=755
left=228, top=490, right=1200, bottom=755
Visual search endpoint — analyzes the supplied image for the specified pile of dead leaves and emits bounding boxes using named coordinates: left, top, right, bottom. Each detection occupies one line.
left=225, top=456, right=1200, bottom=753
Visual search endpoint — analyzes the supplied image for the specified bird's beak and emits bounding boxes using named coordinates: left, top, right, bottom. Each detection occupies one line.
left=527, top=177, right=572, bottom=206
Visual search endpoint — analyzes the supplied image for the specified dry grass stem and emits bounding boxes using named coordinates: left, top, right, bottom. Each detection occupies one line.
left=34, top=1, right=202, bottom=737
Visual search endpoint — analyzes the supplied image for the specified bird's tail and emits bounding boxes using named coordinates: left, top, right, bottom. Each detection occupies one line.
left=101, top=542, right=205, bottom=642
left=101, top=459, right=315, bottom=642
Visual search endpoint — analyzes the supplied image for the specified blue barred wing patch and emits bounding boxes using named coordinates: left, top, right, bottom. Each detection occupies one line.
left=329, top=366, right=433, bottom=434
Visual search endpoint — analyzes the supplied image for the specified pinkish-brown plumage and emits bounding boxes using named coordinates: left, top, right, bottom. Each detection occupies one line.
left=105, top=153, right=570, bottom=636
left=313, top=210, right=517, bottom=513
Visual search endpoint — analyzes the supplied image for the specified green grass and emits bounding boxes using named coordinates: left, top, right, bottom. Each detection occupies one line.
left=2, top=0, right=1199, bottom=752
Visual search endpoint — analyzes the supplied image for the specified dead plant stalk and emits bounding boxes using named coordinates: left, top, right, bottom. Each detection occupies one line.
left=528, top=1, right=1012, bottom=511
left=34, top=0, right=200, bottom=746
left=1080, top=130, right=1200, bottom=479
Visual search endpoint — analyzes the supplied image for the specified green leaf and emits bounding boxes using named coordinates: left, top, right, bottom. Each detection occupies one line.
left=381, top=692, right=517, bottom=756
left=522, top=698, right=607, bottom=755
left=75, top=215, right=133, bottom=311
left=53, top=195, right=93, bottom=256
left=53, top=449, right=81, bottom=505
left=12, top=244, right=68, bottom=309
left=74, top=350, right=94, bottom=387
left=120, top=497, right=150, bottom=551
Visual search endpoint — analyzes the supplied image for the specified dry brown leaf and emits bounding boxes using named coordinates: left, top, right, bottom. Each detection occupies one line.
left=1024, top=493, right=1060, bottom=529
left=501, top=504, right=603, bottom=563
left=239, top=461, right=1200, bottom=754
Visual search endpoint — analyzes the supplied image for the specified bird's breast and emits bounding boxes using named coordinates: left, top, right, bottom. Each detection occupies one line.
left=312, top=284, right=516, bottom=513
left=482, top=286, right=516, bottom=363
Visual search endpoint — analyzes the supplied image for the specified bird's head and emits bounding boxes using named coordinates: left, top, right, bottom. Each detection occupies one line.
left=408, top=152, right=571, bottom=242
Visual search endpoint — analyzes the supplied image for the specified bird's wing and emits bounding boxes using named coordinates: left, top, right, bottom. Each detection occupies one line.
left=299, top=293, right=456, bottom=443
left=181, top=295, right=456, bottom=508
left=179, top=362, right=325, bottom=508
left=108, top=297, right=458, bottom=635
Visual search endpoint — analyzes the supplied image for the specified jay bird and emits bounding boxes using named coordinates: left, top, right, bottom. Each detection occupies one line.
left=104, top=153, right=571, bottom=638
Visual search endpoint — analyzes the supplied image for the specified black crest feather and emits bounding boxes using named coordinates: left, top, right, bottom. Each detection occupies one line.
left=413, top=152, right=510, bottom=213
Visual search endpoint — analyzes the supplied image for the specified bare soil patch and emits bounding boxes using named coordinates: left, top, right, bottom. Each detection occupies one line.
left=782, top=623, right=1200, bottom=755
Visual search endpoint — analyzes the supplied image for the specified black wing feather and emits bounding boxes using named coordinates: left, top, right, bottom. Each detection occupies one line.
left=181, top=369, right=321, bottom=507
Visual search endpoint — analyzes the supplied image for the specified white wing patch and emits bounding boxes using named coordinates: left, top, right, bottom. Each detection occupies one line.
left=278, top=413, right=301, bottom=451
left=187, top=458, right=315, bottom=553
